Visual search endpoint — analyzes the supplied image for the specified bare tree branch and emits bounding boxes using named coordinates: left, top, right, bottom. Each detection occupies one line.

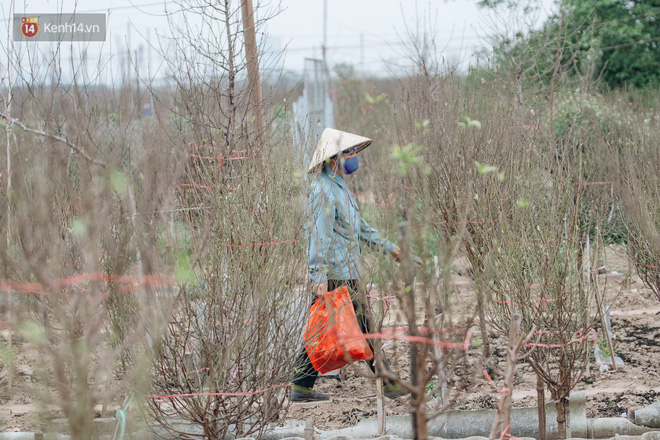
left=0, top=111, right=106, bottom=168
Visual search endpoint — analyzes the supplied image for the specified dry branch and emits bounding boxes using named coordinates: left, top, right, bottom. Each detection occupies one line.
left=0, top=111, right=106, bottom=168
left=489, top=314, right=536, bottom=440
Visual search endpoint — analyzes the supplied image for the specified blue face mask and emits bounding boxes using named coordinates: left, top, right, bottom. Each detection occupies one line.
left=343, top=156, right=359, bottom=174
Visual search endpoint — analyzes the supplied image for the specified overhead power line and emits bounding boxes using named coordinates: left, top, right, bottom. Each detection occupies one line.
left=283, top=35, right=483, bottom=53
left=0, top=0, right=171, bottom=22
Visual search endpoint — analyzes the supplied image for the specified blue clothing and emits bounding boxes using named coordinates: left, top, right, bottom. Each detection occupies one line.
left=307, top=167, right=396, bottom=283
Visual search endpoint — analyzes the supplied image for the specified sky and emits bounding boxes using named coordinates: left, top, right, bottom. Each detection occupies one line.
left=0, top=0, right=556, bottom=84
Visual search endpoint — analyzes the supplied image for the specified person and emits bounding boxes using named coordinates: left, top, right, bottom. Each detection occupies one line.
left=291, top=128, right=419, bottom=402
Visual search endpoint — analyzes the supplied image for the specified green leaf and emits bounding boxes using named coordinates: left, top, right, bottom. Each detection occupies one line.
left=0, top=344, right=15, bottom=368
left=364, top=92, right=387, bottom=105
left=516, top=198, right=530, bottom=208
left=415, top=119, right=431, bottom=134
left=68, top=218, right=87, bottom=237
left=110, top=169, right=128, bottom=195
left=391, top=143, right=424, bottom=176
left=175, top=251, right=197, bottom=284
left=458, top=115, right=481, bottom=130
left=474, top=161, right=498, bottom=175
left=19, top=321, right=47, bottom=345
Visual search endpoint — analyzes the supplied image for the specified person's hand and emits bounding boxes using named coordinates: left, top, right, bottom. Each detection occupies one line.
left=392, top=247, right=422, bottom=269
left=312, top=283, right=328, bottom=298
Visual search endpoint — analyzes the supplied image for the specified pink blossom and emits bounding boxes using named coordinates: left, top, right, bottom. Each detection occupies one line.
left=481, top=78, right=486, bottom=84
left=530, top=109, right=535, bottom=116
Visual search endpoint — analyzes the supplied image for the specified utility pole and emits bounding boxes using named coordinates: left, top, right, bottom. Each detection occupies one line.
left=126, top=22, right=131, bottom=86
left=322, top=0, right=328, bottom=66
left=135, top=48, right=140, bottom=110
left=360, top=33, right=364, bottom=76
left=147, top=28, right=155, bottom=112
left=105, top=30, right=111, bottom=86
left=118, top=34, right=125, bottom=87
left=241, top=0, right=265, bottom=146
left=146, top=28, right=152, bottom=83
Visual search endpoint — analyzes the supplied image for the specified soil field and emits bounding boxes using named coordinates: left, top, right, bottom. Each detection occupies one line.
left=1, top=246, right=659, bottom=433
left=285, top=246, right=660, bottom=430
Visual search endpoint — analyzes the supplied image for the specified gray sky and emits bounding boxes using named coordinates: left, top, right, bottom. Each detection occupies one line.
left=267, top=0, right=551, bottom=74
left=1, top=0, right=555, bottom=84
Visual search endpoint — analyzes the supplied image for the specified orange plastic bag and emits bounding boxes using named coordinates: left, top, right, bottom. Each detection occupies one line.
left=303, top=286, right=373, bottom=374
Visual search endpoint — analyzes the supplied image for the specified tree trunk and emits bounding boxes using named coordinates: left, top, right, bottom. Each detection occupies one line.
left=515, top=63, right=524, bottom=116
left=556, top=395, right=570, bottom=440
left=408, top=277, right=427, bottom=439
left=556, top=351, right=572, bottom=439
left=476, top=286, right=491, bottom=359
left=464, top=245, right=491, bottom=360
left=537, top=373, right=547, bottom=440
left=489, top=315, right=520, bottom=440
left=400, top=220, right=427, bottom=440
left=414, top=406, right=428, bottom=440
left=561, top=352, right=572, bottom=439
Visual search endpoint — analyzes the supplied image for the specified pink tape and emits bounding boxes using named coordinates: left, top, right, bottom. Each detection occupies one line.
left=147, top=382, right=290, bottom=398
left=526, top=328, right=597, bottom=349
left=0, top=272, right=175, bottom=295
left=226, top=239, right=298, bottom=248
left=341, top=330, right=472, bottom=351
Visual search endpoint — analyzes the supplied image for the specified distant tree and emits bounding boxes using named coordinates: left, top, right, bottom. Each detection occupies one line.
left=480, top=0, right=660, bottom=90
left=564, top=0, right=660, bottom=89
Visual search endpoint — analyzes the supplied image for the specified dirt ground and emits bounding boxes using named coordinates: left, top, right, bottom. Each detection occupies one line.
left=284, top=246, right=660, bottom=430
left=1, top=246, right=659, bottom=433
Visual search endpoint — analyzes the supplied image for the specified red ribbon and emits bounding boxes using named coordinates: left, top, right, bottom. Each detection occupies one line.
left=147, top=382, right=290, bottom=399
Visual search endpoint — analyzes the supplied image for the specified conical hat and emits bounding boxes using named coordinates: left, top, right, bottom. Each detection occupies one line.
left=307, top=128, right=373, bottom=173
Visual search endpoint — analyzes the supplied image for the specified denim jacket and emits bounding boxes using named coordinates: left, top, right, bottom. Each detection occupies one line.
left=307, top=166, right=396, bottom=283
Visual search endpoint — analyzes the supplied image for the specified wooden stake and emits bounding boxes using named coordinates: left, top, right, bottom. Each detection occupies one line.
left=593, top=274, right=617, bottom=372
left=304, top=418, right=314, bottom=440
left=627, top=251, right=632, bottom=289
left=537, top=374, right=546, bottom=440
left=377, top=379, right=386, bottom=435
left=240, top=0, right=265, bottom=146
